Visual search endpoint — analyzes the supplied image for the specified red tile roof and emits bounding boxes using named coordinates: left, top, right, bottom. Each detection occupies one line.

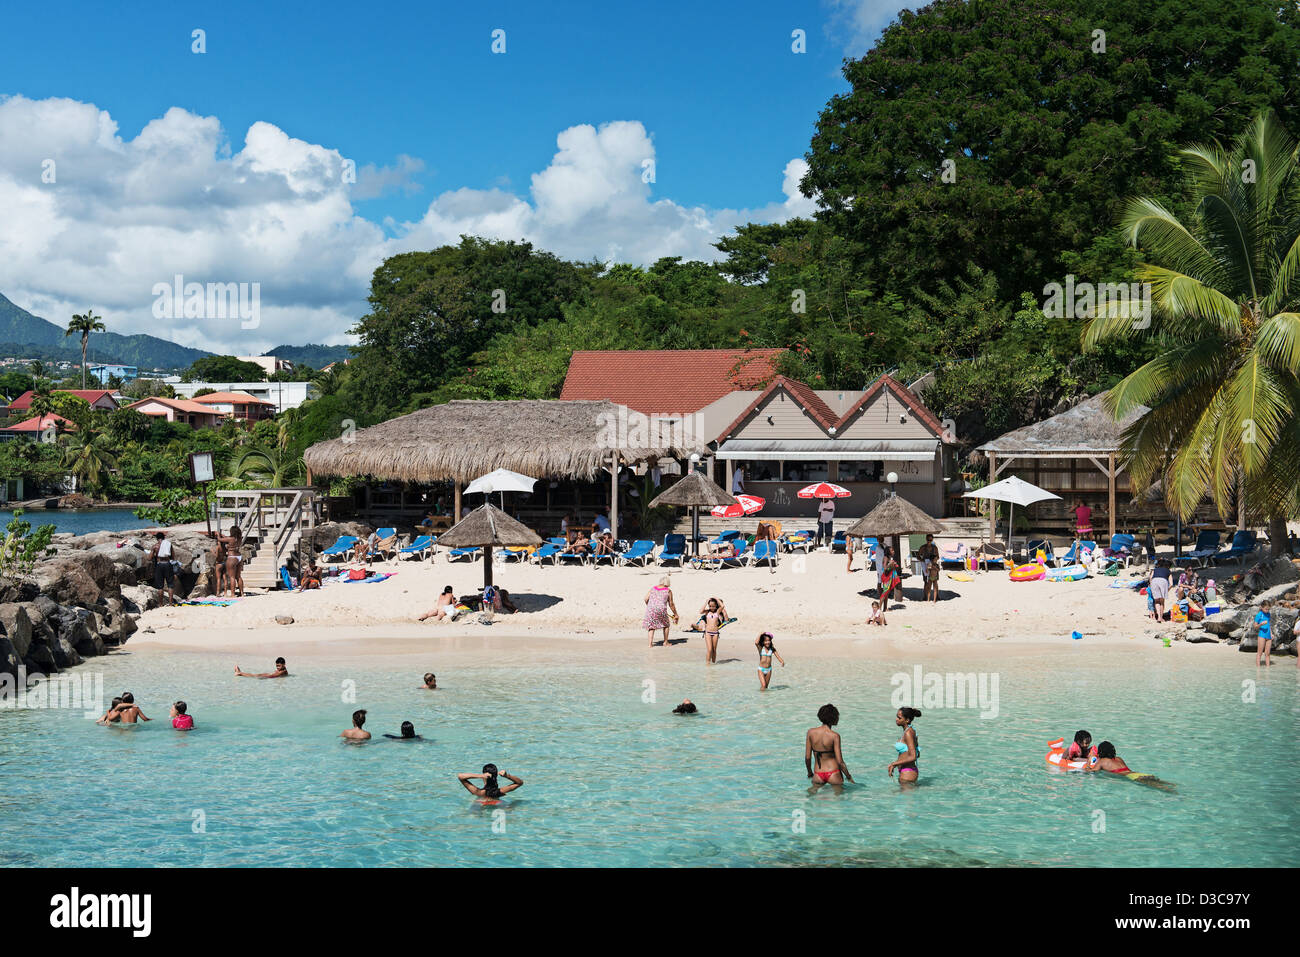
left=718, top=373, right=946, bottom=442
left=560, top=349, right=784, bottom=414
left=190, top=391, right=274, bottom=405
left=8, top=389, right=116, bottom=411
left=0, top=413, right=76, bottom=432
left=127, top=397, right=220, bottom=416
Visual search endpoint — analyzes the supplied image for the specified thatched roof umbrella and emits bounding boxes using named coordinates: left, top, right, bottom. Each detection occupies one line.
left=846, top=493, right=944, bottom=569
left=437, top=503, right=542, bottom=589
left=650, top=471, right=737, bottom=556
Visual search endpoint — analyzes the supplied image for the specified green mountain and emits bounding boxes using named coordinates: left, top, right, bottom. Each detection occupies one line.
left=0, top=292, right=212, bottom=371
left=263, top=343, right=354, bottom=367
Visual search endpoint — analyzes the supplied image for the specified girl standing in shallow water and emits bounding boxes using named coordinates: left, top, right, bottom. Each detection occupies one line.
left=887, top=707, right=921, bottom=783
left=755, top=632, right=784, bottom=689
left=805, top=703, right=853, bottom=787
left=458, top=764, right=523, bottom=805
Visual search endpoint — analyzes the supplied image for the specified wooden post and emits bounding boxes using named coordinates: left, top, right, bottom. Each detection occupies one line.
left=725, top=459, right=734, bottom=495
left=987, top=452, right=998, bottom=540
left=454, top=482, right=462, bottom=520
left=610, top=453, right=619, bottom=539
left=1107, top=453, right=1116, bottom=540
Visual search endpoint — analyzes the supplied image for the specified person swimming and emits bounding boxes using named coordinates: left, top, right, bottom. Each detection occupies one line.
left=97, top=696, right=125, bottom=725
left=170, top=700, right=194, bottom=730
left=755, top=632, right=785, bottom=690
left=805, top=703, right=853, bottom=786
left=235, top=657, right=289, bottom=679
left=110, top=692, right=151, bottom=725
left=341, top=709, right=370, bottom=741
left=382, top=720, right=422, bottom=741
left=672, top=699, right=698, bottom=715
left=457, top=763, right=523, bottom=804
left=1084, top=741, right=1175, bottom=790
left=421, top=673, right=438, bottom=690
left=887, top=707, right=921, bottom=782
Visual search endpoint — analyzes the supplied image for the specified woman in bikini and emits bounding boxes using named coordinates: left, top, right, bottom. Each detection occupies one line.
left=887, top=707, right=921, bottom=783
left=221, top=525, right=244, bottom=598
left=755, top=631, right=785, bottom=689
left=1082, top=741, right=1175, bottom=790
left=700, top=597, right=727, bottom=664
left=805, top=703, right=853, bottom=787
left=211, top=534, right=227, bottom=597
left=457, top=763, right=523, bottom=805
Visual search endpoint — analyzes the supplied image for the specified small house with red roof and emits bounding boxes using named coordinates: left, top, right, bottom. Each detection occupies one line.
left=7, top=389, right=119, bottom=413
left=126, top=397, right=226, bottom=429
left=0, top=413, right=76, bottom=443
left=189, top=391, right=275, bottom=422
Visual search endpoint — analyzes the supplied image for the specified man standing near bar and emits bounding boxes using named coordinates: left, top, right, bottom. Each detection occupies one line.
left=816, top=496, right=835, bottom=548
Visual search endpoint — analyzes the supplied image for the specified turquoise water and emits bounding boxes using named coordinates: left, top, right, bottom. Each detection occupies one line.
left=0, top=645, right=1296, bottom=867
left=0, top=508, right=148, bottom=536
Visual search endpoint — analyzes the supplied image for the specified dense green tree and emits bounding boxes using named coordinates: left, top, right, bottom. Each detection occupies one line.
left=183, top=355, right=268, bottom=383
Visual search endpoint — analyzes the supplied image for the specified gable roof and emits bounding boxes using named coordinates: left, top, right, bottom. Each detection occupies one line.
left=190, top=391, right=274, bottom=405
left=8, top=389, right=117, bottom=411
left=832, top=374, right=947, bottom=440
left=0, top=413, right=76, bottom=432
left=560, top=348, right=784, bottom=414
left=717, top=373, right=945, bottom=442
left=977, top=393, right=1149, bottom=454
left=127, top=397, right=220, bottom=416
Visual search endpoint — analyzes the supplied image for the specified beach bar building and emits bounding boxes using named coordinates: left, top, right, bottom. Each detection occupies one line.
left=303, top=398, right=708, bottom=537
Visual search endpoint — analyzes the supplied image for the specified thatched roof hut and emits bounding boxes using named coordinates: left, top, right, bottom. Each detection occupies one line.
left=649, top=471, right=736, bottom=508
left=846, top=493, right=943, bottom=538
left=977, top=393, right=1148, bottom=455
left=437, top=503, right=542, bottom=549
left=304, top=399, right=707, bottom=484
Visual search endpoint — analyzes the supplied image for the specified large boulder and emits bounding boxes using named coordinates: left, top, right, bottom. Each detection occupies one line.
left=0, top=635, right=19, bottom=680
left=89, top=542, right=147, bottom=569
left=30, top=558, right=107, bottom=606
left=120, top=584, right=163, bottom=613
left=0, top=603, right=34, bottom=659
left=1202, top=607, right=1252, bottom=636
left=49, top=635, right=82, bottom=669
left=23, top=640, right=57, bottom=676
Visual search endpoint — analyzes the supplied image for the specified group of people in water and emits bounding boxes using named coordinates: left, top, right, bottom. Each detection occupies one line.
left=805, top=705, right=922, bottom=786
left=97, top=690, right=194, bottom=730
left=1062, top=730, right=1174, bottom=789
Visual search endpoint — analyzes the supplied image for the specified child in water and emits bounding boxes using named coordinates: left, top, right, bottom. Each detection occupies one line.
left=170, top=701, right=195, bottom=730
left=755, top=632, right=785, bottom=690
left=1067, top=729, right=1097, bottom=760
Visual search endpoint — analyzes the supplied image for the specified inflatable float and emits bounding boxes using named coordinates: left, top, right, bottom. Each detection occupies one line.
left=1009, top=562, right=1047, bottom=582
left=1047, top=564, right=1089, bottom=581
left=1045, top=738, right=1096, bottom=771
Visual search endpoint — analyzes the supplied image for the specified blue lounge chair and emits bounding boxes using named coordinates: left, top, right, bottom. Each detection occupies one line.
left=320, top=535, right=358, bottom=561
left=620, top=540, right=656, bottom=567
left=447, top=546, right=481, bottom=562
left=530, top=543, right=562, bottom=565
left=1218, top=530, right=1258, bottom=566
left=1173, top=530, right=1219, bottom=567
left=592, top=546, right=620, bottom=567
left=781, top=530, right=813, bottom=553
left=709, top=530, right=742, bottom=547
left=658, top=534, right=687, bottom=566
left=498, top=546, right=532, bottom=563
left=750, top=540, right=779, bottom=567
left=1024, top=539, right=1055, bottom=564
left=557, top=546, right=589, bottom=566
left=830, top=530, right=847, bottom=553
left=1056, top=540, right=1097, bottom=566
left=398, top=535, right=434, bottom=560
left=694, top=540, right=751, bottom=570
left=548, top=537, right=567, bottom=547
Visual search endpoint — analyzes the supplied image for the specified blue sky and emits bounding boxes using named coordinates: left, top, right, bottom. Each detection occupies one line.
left=0, top=0, right=904, bottom=350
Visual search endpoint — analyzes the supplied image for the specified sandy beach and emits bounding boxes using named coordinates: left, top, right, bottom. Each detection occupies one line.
left=133, top=549, right=1218, bottom=659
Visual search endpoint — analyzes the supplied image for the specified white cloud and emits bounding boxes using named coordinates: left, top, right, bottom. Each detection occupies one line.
left=0, top=96, right=814, bottom=354
left=824, top=0, right=906, bottom=54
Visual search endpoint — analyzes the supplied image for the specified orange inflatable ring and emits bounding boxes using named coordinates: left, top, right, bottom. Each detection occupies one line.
left=1009, top=562, right=1047, bottom=582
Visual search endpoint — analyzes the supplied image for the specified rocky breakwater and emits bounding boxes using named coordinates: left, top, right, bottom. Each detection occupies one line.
left=0, top=521, right=375, bottom=685
left=1198, top=558, right=1300, bottom=654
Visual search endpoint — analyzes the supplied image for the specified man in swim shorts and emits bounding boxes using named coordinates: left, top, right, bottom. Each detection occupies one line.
left=235, top=657, right=289, bottom=678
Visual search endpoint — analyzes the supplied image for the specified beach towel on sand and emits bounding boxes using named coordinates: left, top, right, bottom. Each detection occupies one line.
left=179, top=597, right=239, bottom=606
left=341, top=572, right=396, bottom=584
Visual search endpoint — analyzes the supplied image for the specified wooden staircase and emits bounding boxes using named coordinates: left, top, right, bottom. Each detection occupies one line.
left=216, top=488, right=319, bottom=590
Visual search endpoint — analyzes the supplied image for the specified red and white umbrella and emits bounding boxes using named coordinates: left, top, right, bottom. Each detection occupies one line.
left=796, top=482, right=851, bottom=499
left=710, top=494, right=765, bottom=518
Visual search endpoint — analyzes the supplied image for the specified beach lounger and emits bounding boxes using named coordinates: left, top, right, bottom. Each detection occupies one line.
left=446, top=546, right=482, bottom=562
left=781, top=530, right=814, bottom=553
left=1056, top=540, right=1096, bottom=567
left=939, top=542, right=968, bottom=566
left=973, top=540, right=1009, bottom=572
left=592, top=547, right=620, bottom=567
left=619, top=540, right=656, bottom=567
left=749, top=539, right=779, bottom=568
left=398, top=535, right=435, bottom=560
left=1216, top=530, right=1258, bottom=567
left=709, top=530, right=742, bottom=547
left=693, top=541, right=750, bottom=570
left=498, top=546, right=533, bottom=563
left=557, top=548, right=589, bottom=566
left=1024, top=539, right=1055, bottom=564
left=830, top=530, right=847, bottom=553
left=531, top=543, right=563, bottom=565
left=658, top=534, right=687, bottom=566
left=320, top=535, right=359, bottom=562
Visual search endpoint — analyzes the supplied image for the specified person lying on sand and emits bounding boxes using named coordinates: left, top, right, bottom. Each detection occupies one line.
left=235, top=657, right=289, bottom=679
left=420, top=586, right=460, bottom=622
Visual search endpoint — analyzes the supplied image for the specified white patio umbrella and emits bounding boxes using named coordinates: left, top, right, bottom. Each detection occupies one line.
left=465, top=468, right=537, bottom=508
left=963, top=475, right=1060, bottom=542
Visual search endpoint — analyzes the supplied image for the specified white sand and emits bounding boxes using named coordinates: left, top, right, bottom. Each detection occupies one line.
left=132, top=550, right=1220, bottom=661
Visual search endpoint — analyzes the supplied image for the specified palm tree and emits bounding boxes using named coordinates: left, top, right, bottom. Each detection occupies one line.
left=28, top=360, right=46, bottom=380
left=27, top=381, right=54, bottom=419
left=65, top=311, right=106, bottom=389
left=1084, top=111, right=1300, bottom=555
left=230, top=434, right=304, bottom=488
left=60, top=430, right=118, bottom=497
left=311, top=366, right=342, bottom=397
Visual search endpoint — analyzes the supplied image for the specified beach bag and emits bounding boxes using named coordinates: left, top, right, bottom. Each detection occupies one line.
left=1104, top=563, right=1120, bottom=576
left=1171, top=604, right=1187, bottom=623
left=348, top=568, right=368, bottom=580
